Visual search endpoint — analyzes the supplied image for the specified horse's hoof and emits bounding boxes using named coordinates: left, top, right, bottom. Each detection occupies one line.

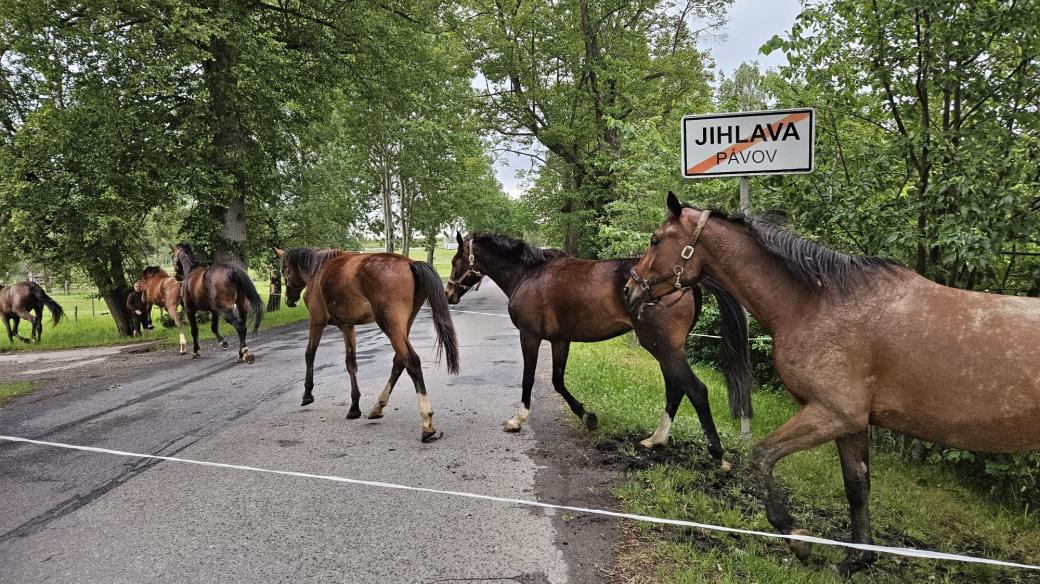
left=420, top=430, right=442, bottom=443
left=301, top=395, right=314, bottom=407
left=788, top=529, right=813, bottom=563
left=638, top=437, right=662, bottom=449
left=836, top=551, right=876, bottom=577
left=583, top=412, right=599, bottom=430
left=367, top=412, right=384, bottom=420
left=21, top=338, right=31, bottom=344
left=346, top=409, right=362, bottom=419
left=192, top=352, right=200, bottom=359
left=503, top=420, right=522, bottom=433
left=220, top=341, right=229, bottom=350
left=719, top=459, right=733, bottom=473
left=244, top=353, right=255, bottom=364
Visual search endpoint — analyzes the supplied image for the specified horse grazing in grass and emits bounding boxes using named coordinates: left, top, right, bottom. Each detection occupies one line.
left=445, top=232, right=753, bottom=470
left=623, top=193, right=1040, bottom=575
left=276, top=247, right=459, bottom=442
left=137, top=266, right=187, bottom=354
left=172, top=243, right=264, bottom=363
left=0, top=281, right=65, bottom=344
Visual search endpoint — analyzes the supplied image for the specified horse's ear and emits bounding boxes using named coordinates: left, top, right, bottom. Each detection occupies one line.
left=274, top=247, right=285, bottom=258
left=667, top=191, right=683, bottom=219
left=456, top=231, right=463, bottom=245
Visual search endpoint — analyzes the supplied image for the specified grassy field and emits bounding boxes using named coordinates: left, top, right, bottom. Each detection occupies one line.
left=0, top=381, right=34, bottom=406
left=361, top=243, right=457, bottom=278
left=565, top=335, right=1040, bottom=583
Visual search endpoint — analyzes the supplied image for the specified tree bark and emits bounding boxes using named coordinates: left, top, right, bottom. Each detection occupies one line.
left=87, top=255, right=134, bottom=336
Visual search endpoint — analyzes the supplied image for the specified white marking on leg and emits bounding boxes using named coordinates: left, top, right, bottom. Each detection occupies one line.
left=368, top=382, right=393, bottom=417
left=179, top=332, right=186, bottom=349
left=741, top=416, right=752, bottom=439
left=640, top=411, right=672, bottom=448
left=416, top=392, right=434, bottom=432
left=504, top=406, right=530, bottom=431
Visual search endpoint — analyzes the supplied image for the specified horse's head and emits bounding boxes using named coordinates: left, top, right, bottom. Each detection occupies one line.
left=445, top=231, right=484, bottom=305
left=171, top=243, right=197, bottom=281
left=624, top=192, right=711, bottom=312
left=275, top=247, right=307, bottom=308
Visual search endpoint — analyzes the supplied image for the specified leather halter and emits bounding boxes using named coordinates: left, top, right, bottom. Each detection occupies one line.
left=629, top=209, right=711, bottom=301
left=447, top=239, right=484, bottom=291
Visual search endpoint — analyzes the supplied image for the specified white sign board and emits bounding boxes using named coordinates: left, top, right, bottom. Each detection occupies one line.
left=681, top=108, right=814, bottom=178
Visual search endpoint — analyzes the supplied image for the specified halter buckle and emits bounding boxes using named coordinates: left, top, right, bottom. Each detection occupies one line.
left=680, top=245, right=695, bottom=260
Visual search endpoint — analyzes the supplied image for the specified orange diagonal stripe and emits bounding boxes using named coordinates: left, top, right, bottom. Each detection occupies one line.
left=686, top=111, right=810, bottom=175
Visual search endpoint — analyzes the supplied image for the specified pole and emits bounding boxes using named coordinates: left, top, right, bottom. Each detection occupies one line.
left=739, top=176, right=750, bottom=213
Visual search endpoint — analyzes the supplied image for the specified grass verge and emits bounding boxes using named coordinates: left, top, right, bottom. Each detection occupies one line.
left=0, top=381, right=35, bottom=406
left=566, top=334, right=1040, bottom=583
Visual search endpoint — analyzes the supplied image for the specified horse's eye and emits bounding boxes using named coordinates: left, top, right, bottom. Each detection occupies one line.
left=650, top=236, right=660, bottom=247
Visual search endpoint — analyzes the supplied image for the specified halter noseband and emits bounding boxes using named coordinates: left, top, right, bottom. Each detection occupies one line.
left=447, top=239, right=484, bottom=291
left=629, top=210, right=711, bottom=301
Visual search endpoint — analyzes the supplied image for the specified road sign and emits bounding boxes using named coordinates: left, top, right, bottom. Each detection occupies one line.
left=681, top=108, right=815, bottom=178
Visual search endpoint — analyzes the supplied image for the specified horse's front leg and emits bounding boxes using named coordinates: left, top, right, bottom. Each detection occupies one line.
left=301, top=318, right=326, bottom=406
left=186, top=309, right=201, bottom=357
left=505, top=332, right=541, bottom=432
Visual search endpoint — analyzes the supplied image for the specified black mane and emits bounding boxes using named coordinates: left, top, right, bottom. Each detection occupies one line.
left=175, top=242, right=200, bottom=268
left=285, top=246, right=340, bottom=276
left=698, top=207, right=902, bottom=297
left=470, top=233, right=567, bottom=266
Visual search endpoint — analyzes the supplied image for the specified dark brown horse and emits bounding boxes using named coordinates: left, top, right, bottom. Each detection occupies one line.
left=623, top=193, right=1040, bottom=575
left=172, top=243, right=264, bottom=363
left=445, top=233, right=753, bottom=470
left=276, top=247, right=459, bottom=442
left=137, top=266, right=187, bottom=354
left=0, top=281, right=64, bottom=344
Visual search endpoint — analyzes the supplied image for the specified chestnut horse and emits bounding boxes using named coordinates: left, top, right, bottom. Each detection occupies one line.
left=623, top=193, right=1040, bottom=575
left=0, top=281, right=64, bottom=344
left=276, top=247, right=459, bottom=442
left=445, top=233, right=753, bottom=469
left=172, top=243, right=264, bottom=363
left=137, top=266, right=187, bottom=354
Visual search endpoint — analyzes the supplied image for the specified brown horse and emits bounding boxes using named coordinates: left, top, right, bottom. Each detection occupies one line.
left=0, top=281, right=64, bottom=344
left=623, top=193, right=1040, bottom=575
left=172, top=243, right=264, bottom=363
left=445, top=233, right=753, bottom=469
left=136, top=266, right=187, bottom=352
left=276, top=247, right=459, bottom=442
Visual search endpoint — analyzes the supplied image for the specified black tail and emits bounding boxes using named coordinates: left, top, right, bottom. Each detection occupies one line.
left=700, top=276, right=753, bottom=433
left=31, top=284, right=65, bottom=325
left=229, top=267, right=264, bottom=335
left=411, top=261, right=460, bottom=375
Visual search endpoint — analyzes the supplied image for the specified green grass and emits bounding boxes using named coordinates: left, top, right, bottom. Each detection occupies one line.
left=1, top=285, right=309, bottom=354
left=0, top=381, right=35, bottom=405
left=361, top=242, right=457, bottom=280
left=566, top=335, right=1040, bottom=583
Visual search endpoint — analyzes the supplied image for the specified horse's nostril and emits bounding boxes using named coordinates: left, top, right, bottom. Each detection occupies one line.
left=623, top=285, right=631, bottom=299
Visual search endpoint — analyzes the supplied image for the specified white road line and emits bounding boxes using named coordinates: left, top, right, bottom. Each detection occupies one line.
left=1, top=435, right=1036, bottom=571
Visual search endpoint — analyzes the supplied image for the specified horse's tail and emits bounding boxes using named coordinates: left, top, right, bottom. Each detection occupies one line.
left=229, top=267, right=264, bottom=335
left=31, top=284, right=65, bottom=326
left=410, top=261, right=460, bottom=375
left=700, top=276, right=753, bottom=437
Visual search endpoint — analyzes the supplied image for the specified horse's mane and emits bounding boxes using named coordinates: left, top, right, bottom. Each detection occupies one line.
left=175, top=242, right=201, bottom=267
left=470, top=233, right=567, bottom=266
left=285, top=247, right=341, bottom=276
left=141, top=266, right=168, bottom=279
left=700, top=207, right=902, bottom=298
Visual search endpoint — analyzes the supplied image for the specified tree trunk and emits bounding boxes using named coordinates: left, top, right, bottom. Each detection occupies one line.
left=87, top=256, right=134, bottom=336
left=425, top=227, right=437, bottom=265
left=267, top=266, right=282, bottom=312
left=203, top=21, right=250, bottom=269
left=381, top=152, right=394, bottom=253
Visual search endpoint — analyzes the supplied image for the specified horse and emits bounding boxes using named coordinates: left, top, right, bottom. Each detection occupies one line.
left=0, top=281, right=65, bottom=344
left=171, top=243, right=264, bottom=363
left=445, top=232, right=753, bottom=470
left=275, top=247, right=459, bottom=442
left=623, top=192, right=1040, bottom=575
left=137, top=266, right=187, bottom=354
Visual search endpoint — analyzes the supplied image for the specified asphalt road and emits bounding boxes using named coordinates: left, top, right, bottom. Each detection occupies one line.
left=0, top=281, right=615, bottom=584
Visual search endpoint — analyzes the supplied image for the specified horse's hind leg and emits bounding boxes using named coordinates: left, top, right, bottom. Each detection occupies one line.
left=210, top=311, right=229, bottom=349
left=548, top=341, right=597, bottom=430
left=835, top=429, right=876, bottom=575
left=33, top=307, right=43, bottom=343
left=3, top=316, right=14, bottom=344
left=751, top=403, right=861, bottom=564
left=219, top=309, right=250, bottom=363
left=186, top=309, right=201, bottom=357
left=504, top=332, right=541, bottom=432
left=341, top=325, right=363, bottom=419
left=13, top=312, right=33, bottom=343
left=170, top=303, right=187, bottom=354
left=381, top=312, right=437, bottom=442
left=367, top=357, right=404, bottom=419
